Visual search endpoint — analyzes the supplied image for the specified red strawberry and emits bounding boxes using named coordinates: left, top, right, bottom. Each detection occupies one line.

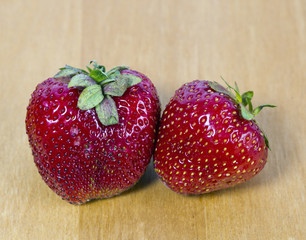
left=25, top=61, right=160, bottom=204
left=153, top=79, right=275, bottom=194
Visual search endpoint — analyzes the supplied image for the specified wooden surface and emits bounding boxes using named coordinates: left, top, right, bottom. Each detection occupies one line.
left=0, top=0, right=305, bottom=239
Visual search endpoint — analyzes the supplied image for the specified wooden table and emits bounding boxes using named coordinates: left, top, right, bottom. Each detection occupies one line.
left=1, top=0, right=305, bottom=239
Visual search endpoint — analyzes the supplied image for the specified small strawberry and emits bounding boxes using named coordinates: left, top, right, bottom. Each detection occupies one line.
left=25, top=61, right=160, bottom=204
left=153, top=79, right=275, bottom=194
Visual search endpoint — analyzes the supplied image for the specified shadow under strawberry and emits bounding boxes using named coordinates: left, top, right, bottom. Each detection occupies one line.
left=121, top=161, right=159, bottom=195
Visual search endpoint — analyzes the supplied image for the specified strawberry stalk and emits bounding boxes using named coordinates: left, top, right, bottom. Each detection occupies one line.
left=54, top=61, right=142, bottom=126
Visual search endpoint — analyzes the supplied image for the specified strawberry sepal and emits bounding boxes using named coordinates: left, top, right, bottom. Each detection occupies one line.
left=95, top=96, right=119, bottom=126
left=54, top=65, right=87, bottom=78
left=68, top=74, right=96, bottom=88
left=54, top=60, right=143, bottom=126
left=77, top=85, right=104, bottom=110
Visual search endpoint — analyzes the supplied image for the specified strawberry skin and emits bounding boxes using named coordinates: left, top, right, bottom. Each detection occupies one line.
left=26, top=66, right=160, bottom=204
left=154, top=80, right=273, bottom=194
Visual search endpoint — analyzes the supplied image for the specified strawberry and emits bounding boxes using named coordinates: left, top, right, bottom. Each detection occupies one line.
left=153, top=79, right=275, bottom=194
left=25, top=61, right=160, bottom=204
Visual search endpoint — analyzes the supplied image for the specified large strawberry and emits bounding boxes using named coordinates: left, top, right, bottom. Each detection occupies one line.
left=25, top=61, right=160, bottom=204
left=153, top=79, right=275, bottom=194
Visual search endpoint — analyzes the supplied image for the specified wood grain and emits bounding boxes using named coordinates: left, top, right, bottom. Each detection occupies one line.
left=0, top=0, right=305, bottom=239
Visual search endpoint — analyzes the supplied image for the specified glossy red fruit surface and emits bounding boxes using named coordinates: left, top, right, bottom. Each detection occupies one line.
left=26, top=69, right=160, bottom=204
left=154, top=80, right=269, bottom=194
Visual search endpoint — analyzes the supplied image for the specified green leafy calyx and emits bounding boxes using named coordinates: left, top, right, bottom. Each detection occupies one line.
left=54, top=60, right=142, bottom=126
left=209, top=77, right=276, bottom=149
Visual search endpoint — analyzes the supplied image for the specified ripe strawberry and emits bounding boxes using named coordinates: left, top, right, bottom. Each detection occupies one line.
left=25, top=61, right=160, bottom=204
left=153, top=79, right=275, bottom=194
